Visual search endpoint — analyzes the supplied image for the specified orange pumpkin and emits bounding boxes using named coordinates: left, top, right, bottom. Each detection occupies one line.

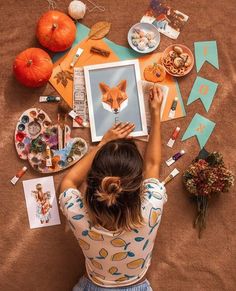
left=36, top=11, right=76, bottom=52
left=13, top=48, right=53, bottom=88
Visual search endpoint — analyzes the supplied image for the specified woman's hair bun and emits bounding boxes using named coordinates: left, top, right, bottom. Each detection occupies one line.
left=96, top=176, right=122, bottom=207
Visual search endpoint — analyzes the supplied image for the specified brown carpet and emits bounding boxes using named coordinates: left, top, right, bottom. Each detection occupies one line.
left=0, top=0, right=236, bottom=290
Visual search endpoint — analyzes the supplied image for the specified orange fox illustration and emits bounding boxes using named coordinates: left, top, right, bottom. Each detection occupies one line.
left=99, top=80, right=128, bottom=114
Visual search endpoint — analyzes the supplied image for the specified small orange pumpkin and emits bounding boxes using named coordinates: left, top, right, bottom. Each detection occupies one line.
left=144, top=63, right=166, bottom=82
left=36, top=10, right=76, bottom=52
left=13, top=48, right=53, bottom=88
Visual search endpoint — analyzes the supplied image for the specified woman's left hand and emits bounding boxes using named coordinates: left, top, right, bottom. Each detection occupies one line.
left=100, top=122, right=135, bottom=146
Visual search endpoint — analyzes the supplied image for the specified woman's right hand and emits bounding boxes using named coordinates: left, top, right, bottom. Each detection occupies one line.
left=100, top=122, right=135, bottom=146
left=149, top=85, right=163, bottom=117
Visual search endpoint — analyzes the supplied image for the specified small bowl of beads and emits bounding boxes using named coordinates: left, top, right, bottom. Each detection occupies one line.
left=128, top=23, right=160, bottom=54
left=162, top=44, right=194, bottom=77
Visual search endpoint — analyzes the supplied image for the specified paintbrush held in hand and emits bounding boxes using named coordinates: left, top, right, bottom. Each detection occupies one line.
left=58, top=100, right=88, bottom=127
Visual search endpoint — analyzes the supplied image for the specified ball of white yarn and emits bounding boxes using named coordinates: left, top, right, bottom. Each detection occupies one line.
left=68, top=0, right=86, bottom=20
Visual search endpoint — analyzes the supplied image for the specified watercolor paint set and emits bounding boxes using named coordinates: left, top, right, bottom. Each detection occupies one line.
left=14, top=108, right=88, bottom=173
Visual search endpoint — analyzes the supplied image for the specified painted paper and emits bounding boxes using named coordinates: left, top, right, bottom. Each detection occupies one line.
left=141, top=0, right=189, bottom=39
left=22, top=176, right=61, bottom=229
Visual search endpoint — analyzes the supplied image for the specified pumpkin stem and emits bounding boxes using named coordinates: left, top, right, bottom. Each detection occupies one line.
left=52, top=23, right=58, bottom=30
left=27, top=60, right=33, bottom=67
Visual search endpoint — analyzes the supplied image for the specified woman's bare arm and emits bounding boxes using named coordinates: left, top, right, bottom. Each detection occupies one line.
left=143, top=85, right=163, bottom=179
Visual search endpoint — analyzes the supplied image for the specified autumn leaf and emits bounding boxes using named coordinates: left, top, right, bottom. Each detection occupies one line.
left=54, top=70, right=73, bottom=88
left=88, top=21, right=111, bottom=40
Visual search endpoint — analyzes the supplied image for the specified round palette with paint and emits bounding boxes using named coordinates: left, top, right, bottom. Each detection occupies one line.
left=28, top=137, right=88, bottom=173
left=14, top=108, right=88, bottom=173
left=15, top=108, right=52, bottom=160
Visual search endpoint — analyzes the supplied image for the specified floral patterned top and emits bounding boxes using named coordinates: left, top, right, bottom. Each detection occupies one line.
left=59, top=178, right=167, bottom=287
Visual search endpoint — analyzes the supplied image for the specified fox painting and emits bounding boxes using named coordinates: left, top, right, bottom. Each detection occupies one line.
left=99, top=80, right=128, bottom=114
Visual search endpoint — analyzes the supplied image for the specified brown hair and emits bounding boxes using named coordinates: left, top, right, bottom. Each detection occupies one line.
left=85, top=139, right=144, bottom=231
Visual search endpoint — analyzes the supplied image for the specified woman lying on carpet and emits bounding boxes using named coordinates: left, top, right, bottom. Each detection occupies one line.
left=60, top=85, right=167, bottom=291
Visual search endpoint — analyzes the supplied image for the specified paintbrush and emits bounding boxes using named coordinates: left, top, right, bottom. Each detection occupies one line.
left=57, top=100, right=69, bottom=150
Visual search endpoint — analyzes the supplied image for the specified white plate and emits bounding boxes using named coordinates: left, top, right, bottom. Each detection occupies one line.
left=128, top=22, right=160, bottom=54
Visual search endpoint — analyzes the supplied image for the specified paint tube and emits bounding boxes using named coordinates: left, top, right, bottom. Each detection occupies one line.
left=167, top=126, right=180, bottom=148
left=11, top=166, right=27, bottom=185
left=70, top=48, right=84, bottom=68
left=39, top=96, right=61, bottom=103
left=163, top=168, right=180, bottom=185
left=168, top=97, right=178, bottom=119
left=166, top=150, right=185, bottom=166
left=68, top=110, right=88, bottom=127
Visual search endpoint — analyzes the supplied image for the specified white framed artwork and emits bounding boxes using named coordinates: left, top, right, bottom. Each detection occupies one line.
left=84, top=59, right=148, bottom=142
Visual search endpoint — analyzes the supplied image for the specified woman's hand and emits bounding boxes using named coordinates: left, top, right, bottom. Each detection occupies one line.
left=100, top=122, right=135, bottom=146
left=149, top=85, right=163, bottom=117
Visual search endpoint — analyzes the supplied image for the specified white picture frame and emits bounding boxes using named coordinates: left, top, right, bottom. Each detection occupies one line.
left=84, top=60, right=148, bottom=142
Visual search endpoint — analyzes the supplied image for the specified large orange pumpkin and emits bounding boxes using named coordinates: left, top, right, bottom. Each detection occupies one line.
left=36, top=11, right=76, bottom=52
left=13, top=48, right=53, bottom=88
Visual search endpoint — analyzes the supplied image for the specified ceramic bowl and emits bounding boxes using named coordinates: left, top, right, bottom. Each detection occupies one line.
left=161, top=44, right=194, bottom=77
left=128, top=22, right=160, bottom=54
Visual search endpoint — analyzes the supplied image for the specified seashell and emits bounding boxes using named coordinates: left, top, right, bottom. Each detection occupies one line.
left=147, top=39, right=156, bottom=48
left=134, top=28, right=141, bottom=34
left=173, top=46, right=183, bottom=55
left=185, top=57, right=192, bottom=67
left=169, top=50, right=178, bottom=59
left=139, top=30, right=145, bottom=38
left=146, top=31, right=155, bottom=40
left=132, top=38, right=140, bottom=47
left=180, top=53, right=189, bottom=62
left=140, top=37, right=148, bottom=45
left=137, top=41, right=146, bottom=51
left=174, top=57, right=184, bottom=68
left=131, top=32, right=140, bottom=39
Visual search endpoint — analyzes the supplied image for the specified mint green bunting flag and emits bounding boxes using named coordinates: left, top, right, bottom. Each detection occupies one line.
left=194, top=41, right=219, bottom=72
left=187, top=76, right=218, bottom=112
left=182, top=113, right=216, bottom=149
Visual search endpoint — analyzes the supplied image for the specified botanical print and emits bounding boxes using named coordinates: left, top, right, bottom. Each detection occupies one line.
left=23, top=176, right=61, bottom=229
left=31, top=183, right=52, bottom=224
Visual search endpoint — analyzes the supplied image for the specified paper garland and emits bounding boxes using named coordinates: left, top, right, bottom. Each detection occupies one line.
left=194, top=41, right=219, bottom=72
left=182, top=113, right=216, bottom=149
left=187, top=76, right=218, bottom=112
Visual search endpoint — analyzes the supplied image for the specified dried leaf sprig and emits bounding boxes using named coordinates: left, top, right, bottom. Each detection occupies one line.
left=183, top=150, right=234, bottom=238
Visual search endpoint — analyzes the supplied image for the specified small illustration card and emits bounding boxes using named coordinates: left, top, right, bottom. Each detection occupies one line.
left=187, top=76, right=218, bottom=112
left=194, top=41, right=219, bottom=72
left=141, top=0, right=189, bottom=39
left=22, top=176, right=61, bottom=229
left=182, top=113, right=216, bottom=149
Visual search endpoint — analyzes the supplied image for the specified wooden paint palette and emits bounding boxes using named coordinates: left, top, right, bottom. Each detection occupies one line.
left=14, top=108, right=88, bottom=173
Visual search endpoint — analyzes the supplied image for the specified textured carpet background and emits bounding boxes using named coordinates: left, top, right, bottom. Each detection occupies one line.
left=0, top=1, right=235, bottom=290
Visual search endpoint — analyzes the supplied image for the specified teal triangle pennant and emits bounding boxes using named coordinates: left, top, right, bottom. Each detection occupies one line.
left=187, top=76, right=218, bottom=112
left=194, top=41, right=219, bottom=72
left=182, top=113, right=216, bottom=149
